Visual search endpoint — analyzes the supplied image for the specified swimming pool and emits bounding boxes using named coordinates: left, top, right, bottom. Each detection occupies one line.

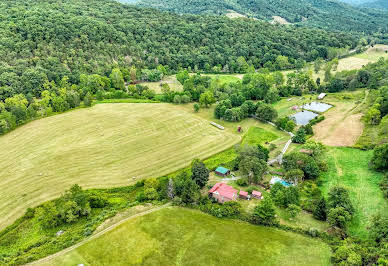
left=270, top=177, right=293, bottom=187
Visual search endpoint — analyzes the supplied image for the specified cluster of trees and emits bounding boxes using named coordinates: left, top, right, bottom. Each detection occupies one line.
left=283, top=151, right=321, bottom=180
left=32, top=185, right=108, bottom=229
left=0, top=80, right=84, bottom=135
left=276, top=115, right=314, bottom=144
left=370, top=143, right=388, bottom=171
left=235, top=144, right=269, bottom=184
left=135, top=0, right=388, bottom=37
left=0, top=66, right=162, bottom=135
left=0, top=0, right=358, bottom=100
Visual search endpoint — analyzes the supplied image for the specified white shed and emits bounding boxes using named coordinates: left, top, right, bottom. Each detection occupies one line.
left=317, top=93, right=326, bottom=100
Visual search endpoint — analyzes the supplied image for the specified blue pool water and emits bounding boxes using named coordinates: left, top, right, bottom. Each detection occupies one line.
left=270, top=177, right=293, bottom=187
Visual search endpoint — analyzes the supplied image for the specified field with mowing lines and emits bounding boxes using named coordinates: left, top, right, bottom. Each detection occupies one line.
left=319, top=147, right=387, bottom=238
left=0, top=103, right=240, bottom=230
left=45, top=207, right=331, bottom=266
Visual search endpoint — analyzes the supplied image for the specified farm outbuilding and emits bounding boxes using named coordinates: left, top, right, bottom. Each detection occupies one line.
left=252, top=191, right=262, bottom=199
left=209, top=183, right=238, bottom=203
left=317, top=93, right=326, bottom=100
left=215, top=166, right=230, bottom=177
left=239, top=190, right=249, bottom=199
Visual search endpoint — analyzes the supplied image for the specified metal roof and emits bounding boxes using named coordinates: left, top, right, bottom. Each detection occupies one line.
left=215, top=166, right=229, bottom=174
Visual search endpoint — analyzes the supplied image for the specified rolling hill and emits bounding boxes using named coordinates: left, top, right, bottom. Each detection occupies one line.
left=131, top=0, right=388, bottom=35
left=0, top=103, right=240, bottom=230
left=341, top=0, right=388, bottom=9
left=361, top=0, right=388, bottom=10
left=0, top=0, right=358, bottom=99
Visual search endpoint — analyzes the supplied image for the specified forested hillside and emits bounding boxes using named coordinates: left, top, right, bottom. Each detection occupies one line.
left=341, top=0, right=388, bottom=9
left=0, top=0, right=357, bottom=99
left=361, top=0, right=388, bottom=10
left=134, top=0, right=388, bottom=36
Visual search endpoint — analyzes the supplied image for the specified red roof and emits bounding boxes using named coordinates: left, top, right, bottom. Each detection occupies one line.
left=252, top=190, right=262, bottom=197
left=239, top=190, right=248, bottom=197
left=209, top=183, right=238, bottom=200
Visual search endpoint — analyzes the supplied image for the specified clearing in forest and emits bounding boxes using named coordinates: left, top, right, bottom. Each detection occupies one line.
left=0, top=103, right=239, bottom=230
left=140, top=75, right=183, bottom=94
left=319, top=147, right=387, bottom=238
left=334, top=45, right=388, bottom=72
left=44, top=207, right=331, bottom=266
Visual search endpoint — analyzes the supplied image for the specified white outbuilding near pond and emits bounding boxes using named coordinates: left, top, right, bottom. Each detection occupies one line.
left=317, top=93, right=326, bottom=100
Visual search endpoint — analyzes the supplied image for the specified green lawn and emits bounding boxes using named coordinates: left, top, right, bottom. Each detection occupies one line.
left=47, top=207, right=331, bottom=266
left=319, top=147, right=387, bottom=238
left=242, top=126, right=279, bottom=146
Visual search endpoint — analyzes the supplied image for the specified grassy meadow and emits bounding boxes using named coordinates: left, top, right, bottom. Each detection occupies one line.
left=319, top=147, right=387, bottom=238
left=140, top=75, right=183, bottom=94
left=0, top=103, right=240, bottom=230
left=45, top=207, right=331, bottom=266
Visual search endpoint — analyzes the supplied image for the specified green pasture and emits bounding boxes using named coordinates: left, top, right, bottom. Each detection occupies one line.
left=319, top=147, right=387, bottom=238
left=47, top=207, right=331, bottom=266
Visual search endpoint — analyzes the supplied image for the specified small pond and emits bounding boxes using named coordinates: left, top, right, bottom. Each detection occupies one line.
left=290, top=110, right=318, bottom=126
left=302, top=102, right=332, bottom=113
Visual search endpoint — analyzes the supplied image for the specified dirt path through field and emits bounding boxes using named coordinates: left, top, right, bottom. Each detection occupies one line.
left=28, top=204, right=170, bottom=265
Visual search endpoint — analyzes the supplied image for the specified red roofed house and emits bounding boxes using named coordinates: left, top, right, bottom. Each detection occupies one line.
left=252, top=190, right=262, bottom=199
left=239, top=190, right=249, bottom=199
left=209, top=183, right=238, bottom=203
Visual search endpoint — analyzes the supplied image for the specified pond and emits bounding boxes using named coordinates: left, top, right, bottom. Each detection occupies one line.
left=290, top=110, right=318, bottom=126
left=302, top=102, right=332, bottom=113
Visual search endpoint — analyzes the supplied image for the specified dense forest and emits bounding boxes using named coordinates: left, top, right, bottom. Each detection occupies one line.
left=341, top=0, right=388, bottom=9
left=133, top=0, right=388, bottom=37
left=361, top=0, right=388, bottom=10
left=0, top=0, right=358, bottom=99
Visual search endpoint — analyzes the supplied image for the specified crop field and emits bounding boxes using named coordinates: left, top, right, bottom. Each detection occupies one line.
left=44, top=207, right=331, bottom=266
left=0, top=103, right=240, bottom=230
left=319, top=147, right=387, bottom=238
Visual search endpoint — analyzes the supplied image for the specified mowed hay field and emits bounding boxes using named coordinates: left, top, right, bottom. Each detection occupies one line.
left=0, top=103, right=240, bottom=230
left=337, top=45, right=388, bottom=72
left=45, top=207, right=331, bottom=266
left=320, top=147, right=387, bottom=238
left=312, top=92, right=365, bottom=146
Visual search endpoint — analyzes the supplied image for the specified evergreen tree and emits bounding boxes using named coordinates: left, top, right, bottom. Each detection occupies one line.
left=191, top=159, right=209, bottom=188
left=313, top=197, right=327, bottom=221
left=292, top=127, right=306, bottom=144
